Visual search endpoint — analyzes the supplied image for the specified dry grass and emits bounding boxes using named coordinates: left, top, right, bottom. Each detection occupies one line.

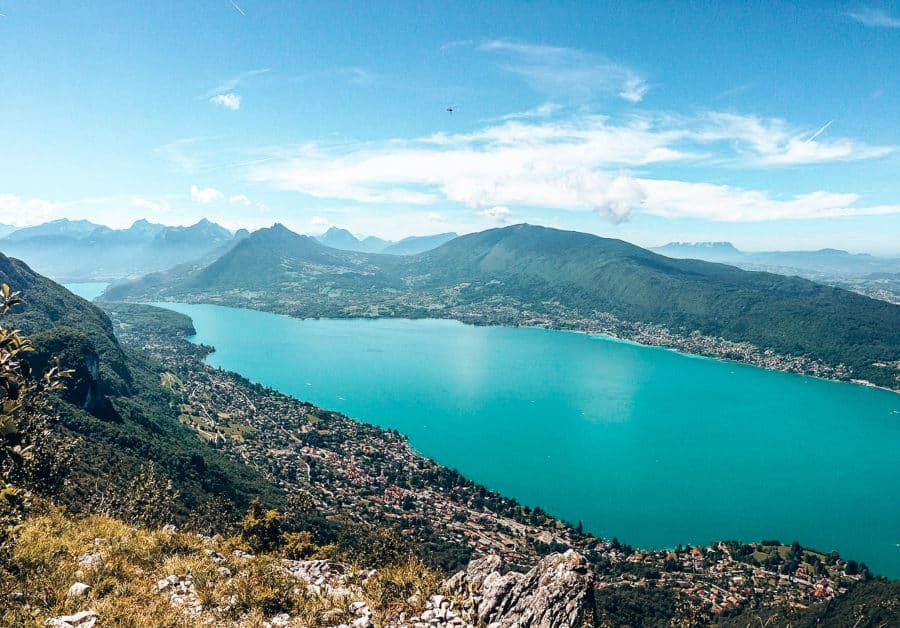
left=1, top=508, right=444, bottom=627
left=363, top=556, right=443, bottom=623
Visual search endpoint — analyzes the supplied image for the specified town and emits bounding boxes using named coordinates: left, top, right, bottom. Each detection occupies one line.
left=107, top=304, right=872, bottom=621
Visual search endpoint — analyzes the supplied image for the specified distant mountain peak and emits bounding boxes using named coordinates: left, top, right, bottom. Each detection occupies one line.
left=323, top=226, right=355, bottom=236
left=662, top=241, right=740, bottom=250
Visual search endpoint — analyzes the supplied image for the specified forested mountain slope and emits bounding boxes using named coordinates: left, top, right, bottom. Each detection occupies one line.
left=103, top=224, right=900, bottom=389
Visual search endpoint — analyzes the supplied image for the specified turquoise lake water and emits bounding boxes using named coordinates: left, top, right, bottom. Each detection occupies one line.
left=65, top=282, right=109, bottom=301
left=147, top=303, right=900, bottom=577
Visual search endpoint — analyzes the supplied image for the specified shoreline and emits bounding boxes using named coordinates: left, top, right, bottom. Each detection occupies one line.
left=145, top=297, right=899, bottom=395
left=112, top=301, right=899, bottom=580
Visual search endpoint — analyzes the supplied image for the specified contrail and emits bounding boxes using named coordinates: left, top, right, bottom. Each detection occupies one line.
left=805, top=120, right=833, bottom=143
left=230, top=0, right=246, bottom=16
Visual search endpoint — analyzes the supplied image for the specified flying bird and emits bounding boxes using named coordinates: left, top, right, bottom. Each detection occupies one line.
left=446, top=106, right=455, bottom=113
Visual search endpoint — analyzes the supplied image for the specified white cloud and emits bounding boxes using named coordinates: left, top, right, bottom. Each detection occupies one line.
left=248, top=116, right=696, bottom=215
left=481, top=40, right=649, bottom=103
left=638, top=181, right=898, bottom=221
left=203, top=68, right=268, bottom=111
left=246, top=110, right=896, bottom=223
left=427, top=212, right=445, bottom=223
left=696, top=113, right=893, bottom=165
left=848, top=7, right=900, bottom=28
left=204, top=69, right=269, bottom=99
left=593, top=176, right=645, bottom=224
left=131, top=197, right=170, bottom=212
left=0, top=194, right=59, bottom=226
left=210, top=92, right=242, bottom=110
left=480, top=206, right=512, bottom=223
left=493, top=103, right=563, bottom=122
left=229, top=194, right=253, bottom=206
left=191, top=185, right=223, bottom=204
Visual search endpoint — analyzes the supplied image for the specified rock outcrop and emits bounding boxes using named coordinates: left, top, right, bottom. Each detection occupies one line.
left=148, top=545, right=593, bottom=627
left=428, top=550, right=594, bottom=628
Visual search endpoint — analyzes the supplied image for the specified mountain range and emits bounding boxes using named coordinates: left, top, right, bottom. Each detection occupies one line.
left=8, top=250, right=896, bottom=626
left=103, top=223, right=900, bottom=390
left=315, top=226, right=458, bottom=255
left=652, top=241, right=899, bottom=278
left=0, top=218, right=242, bottom=282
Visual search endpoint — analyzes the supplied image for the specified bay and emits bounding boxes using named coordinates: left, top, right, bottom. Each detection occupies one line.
left=158, top=302, right=900, bottom=577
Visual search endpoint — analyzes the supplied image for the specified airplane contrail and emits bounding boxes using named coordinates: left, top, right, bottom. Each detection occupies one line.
left=805, top=120, right=833, bottom=143
left=230, top=0, right=246, bottom=16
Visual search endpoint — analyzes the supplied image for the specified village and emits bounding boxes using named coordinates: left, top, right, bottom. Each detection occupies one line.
left=109, top=306, right=870, bottom=620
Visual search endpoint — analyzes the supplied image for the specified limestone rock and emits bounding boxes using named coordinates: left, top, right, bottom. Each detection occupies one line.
left=67, top=582, right=91, bottom=598
left=445, top=550, right=593, bottom=628
left=45, top=609, right=98, bottom=628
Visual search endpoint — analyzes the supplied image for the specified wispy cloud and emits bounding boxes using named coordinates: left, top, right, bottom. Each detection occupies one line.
left=490, top=103, right=563, bottom=122
left=481, top=40, right=649, bottom=103
left=210, top=92, right=242, bottom=110
left=229, top=0, right=246, bottom=16
left=440, top=39, right=474, bottom=51
left=848, top=7, right=900, bottom=28
left=229, top=194, right=253, bottom=206
left=132, top=197, right=171, bottom=212
left=480, top=206, right=512, bottom=223
left=696, top=113, right=893, bottom=165
left=204, top=69, right=270, bottom=98
left=156, top=137, right=214, bottom=173
left=202, top=68, right=268, bottom=110
left=190, top=185, right=223, bottom=204
left=245, top=110, right=896, bottom=223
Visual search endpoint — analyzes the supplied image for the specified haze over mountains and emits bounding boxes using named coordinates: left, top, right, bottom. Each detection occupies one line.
left=0, top=219, right=459, bottom=283
left=315, top=226, right=458, bottom=255
left=652, top=241, right=899, bottom=278
left=103, top=222, right=900, bottom=390
left=653, top=241, right=900, bottom=305
left=0, top=218, right=241, bottom=282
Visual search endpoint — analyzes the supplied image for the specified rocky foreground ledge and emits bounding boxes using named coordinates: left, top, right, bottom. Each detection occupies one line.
left=47, top=542, right=592, bottom=628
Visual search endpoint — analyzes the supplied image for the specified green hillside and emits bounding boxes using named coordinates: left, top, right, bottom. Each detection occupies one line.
left=0, top=253, right=282, bottom=521
left=102, top=224, right=900, bottom=389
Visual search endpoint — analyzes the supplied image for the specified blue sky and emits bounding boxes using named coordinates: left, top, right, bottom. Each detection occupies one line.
left=2, top=1, right=900, bottom=253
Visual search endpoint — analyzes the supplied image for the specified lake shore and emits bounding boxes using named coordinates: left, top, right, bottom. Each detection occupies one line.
left=135, top=292, right=898, bottom=393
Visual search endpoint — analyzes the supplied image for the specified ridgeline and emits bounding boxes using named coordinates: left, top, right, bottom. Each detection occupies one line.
left=103, top=223, right=900, bottom=390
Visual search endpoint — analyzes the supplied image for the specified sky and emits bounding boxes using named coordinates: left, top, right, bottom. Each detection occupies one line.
left=2, top=1, right=900, bottom=253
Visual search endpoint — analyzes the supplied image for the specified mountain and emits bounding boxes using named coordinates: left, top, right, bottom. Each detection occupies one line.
left=382, top=232, right=458, bottom=255
left=3, top=218, right=109, bottom=242
left=0, top=252, right=281, bottom=517
left=0, top=223, right=17, bottom=238
left=315, top=226, right=389, bottom=253
left=103, top=223, right=900, bottom=389
left=0, top=218, right=237, bottom=282
left=315, top=226, right=457, bottom=254
left=652, top=241, right=744, bottom=264
left=652, top=241, right=899, bottom=278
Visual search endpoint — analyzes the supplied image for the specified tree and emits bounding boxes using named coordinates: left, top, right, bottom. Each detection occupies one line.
left=0, top=284, right=72, bottom=479
left=241, top=498, right=284, bottom=553
left=0, top=284, right=72, bottom=550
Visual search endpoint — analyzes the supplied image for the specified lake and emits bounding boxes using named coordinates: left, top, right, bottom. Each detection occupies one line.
left=65, top=282, right=109, bottom=301
left=156, top=303, right=900, bottom=577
